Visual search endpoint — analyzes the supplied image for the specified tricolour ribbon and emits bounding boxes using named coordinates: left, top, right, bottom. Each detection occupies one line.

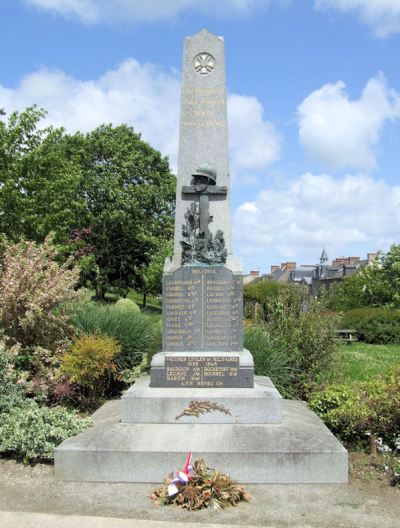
left=167, top=452, right=193, bottom=496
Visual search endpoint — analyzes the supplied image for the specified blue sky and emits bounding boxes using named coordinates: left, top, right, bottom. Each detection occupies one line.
left=1, top=0, right=400, bottom=273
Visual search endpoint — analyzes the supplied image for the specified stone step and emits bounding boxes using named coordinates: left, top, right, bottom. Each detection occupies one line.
left=121, top=376, right=282, bottom=424
left=55, top=397, right=348, bottom=484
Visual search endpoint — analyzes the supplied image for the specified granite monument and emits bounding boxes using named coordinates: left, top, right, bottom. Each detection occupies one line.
left=55, top=30, right=348, bottom=484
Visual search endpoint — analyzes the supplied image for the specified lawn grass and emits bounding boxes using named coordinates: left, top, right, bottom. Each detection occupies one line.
left=127, top=290, right=162, bottom=312
left=326, top=342, right=400, bottom=383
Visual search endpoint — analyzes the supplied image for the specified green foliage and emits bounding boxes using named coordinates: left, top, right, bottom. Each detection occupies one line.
left=0, top=106, right=85, bottom=243
left=325, top=244, right=400, bottom=310
left=245, top=284, right=338, bottom=398
left=341, top=308, right=400, bottom=344
left=323, top=274, right=372, bottom=311
left=62, top=123, right=176, bottom=298
left=392, top=457, right=400, bottom=487
left=244, top=326, right=297, bottom=398
left=309, top=369, right=400, bottom=446
left=115, top=298, right=140, bottom=314
left=0, top=398, right=91, bottom=463
left=243, top=281, right=287, bottom=318
left=151, top=458, right=251, bottom=510
left=136, top=239, right=172, bottom=306
left=0, top=344, right=24, bottom=414
left=61, top=334, right=121, bottom=390
left=0, top=106, right=176, bottom=298
left=69, top=301, right=161, bottom=378
left=0, top=341, right=90, bottom=463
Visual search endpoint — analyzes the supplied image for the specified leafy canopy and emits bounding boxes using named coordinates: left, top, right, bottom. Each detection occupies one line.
left=0, top=106, right=176, bottom=296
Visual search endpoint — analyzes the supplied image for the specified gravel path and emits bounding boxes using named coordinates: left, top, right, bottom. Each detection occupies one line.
left=1, top=458, right=399, bottom=528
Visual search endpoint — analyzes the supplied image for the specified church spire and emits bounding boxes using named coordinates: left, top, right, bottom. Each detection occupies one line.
left=320, top=247, right=328, bottom=264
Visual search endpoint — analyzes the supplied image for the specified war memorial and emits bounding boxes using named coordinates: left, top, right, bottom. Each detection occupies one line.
left=55, top=30, right=348, bottom=484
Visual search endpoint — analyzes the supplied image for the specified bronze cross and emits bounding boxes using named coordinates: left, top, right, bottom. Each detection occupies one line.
left=182, top=179, right=227, bottom=249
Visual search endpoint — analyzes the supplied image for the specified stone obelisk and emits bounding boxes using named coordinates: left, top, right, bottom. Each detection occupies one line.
left=150, top=29, right=254, bottom=388
left=172, top=29, right=233, bottom=262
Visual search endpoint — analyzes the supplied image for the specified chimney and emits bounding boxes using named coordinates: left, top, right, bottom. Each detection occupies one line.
left=286, top=262, right=296, bottom=271
left=270, top=265, right=280, bottom=272
left=333, top=258, right=345, bottom=267
left=367, top=253, right=378, bottom=264
left=250, top=270, right=259, bottom=277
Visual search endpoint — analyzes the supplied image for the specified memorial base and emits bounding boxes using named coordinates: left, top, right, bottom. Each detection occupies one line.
left=55, top=376, right=348, bottom=484
left=121, top=375, right=281, bottom=424
left=150, top=350, right=254, bottom=388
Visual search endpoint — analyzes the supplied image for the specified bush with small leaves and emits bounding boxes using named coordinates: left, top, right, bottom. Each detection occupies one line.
left=244, top=284, right=338, bottom=399
left=0, top=399, right=91, bottom=463
left=341, top=308, right=400, bottom=344
left=0, top=343, right=24, bottom=413
left=115, top=298, right=140, bottom=314
left=61, top=333, right=121, bottom=404
left=308, top=369, right=400, bottom=447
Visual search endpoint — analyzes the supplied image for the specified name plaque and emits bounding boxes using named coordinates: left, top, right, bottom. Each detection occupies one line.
left=165, top=355, right=239, bottom=387
left=163, top=265, right=243, bottom=352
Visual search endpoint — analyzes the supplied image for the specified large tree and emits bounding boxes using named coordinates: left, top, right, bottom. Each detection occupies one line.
left=0, top=106, right=84, bottom=242
left=0, top=107, right=176, bottom=298
left=63, top=124, right=175, bottom=298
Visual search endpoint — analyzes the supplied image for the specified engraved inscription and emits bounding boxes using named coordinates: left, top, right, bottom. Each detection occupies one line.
left=165, top=356, right=239, bottom=388
left=181, top=86, right=226, bottom=128
left=163, top=266, right=243, bottom=352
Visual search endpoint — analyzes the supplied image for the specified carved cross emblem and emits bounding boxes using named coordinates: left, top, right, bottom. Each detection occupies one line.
left=193, top=53, right=215, bottom=75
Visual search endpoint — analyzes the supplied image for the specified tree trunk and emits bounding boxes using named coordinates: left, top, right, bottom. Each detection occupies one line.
left=95, top=279, right=106, bottom=301
left=370, top=434, right=377, bottom=457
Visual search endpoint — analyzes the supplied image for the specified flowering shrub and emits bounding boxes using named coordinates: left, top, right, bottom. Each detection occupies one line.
left=0, top=236, right=79, bottom=350
left=0, top=237, right=80, bottom=401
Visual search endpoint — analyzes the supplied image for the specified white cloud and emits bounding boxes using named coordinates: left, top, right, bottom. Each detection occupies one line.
left=0, top=60, right=280, bottom=176
left=315, top=0, right=400, bottom=37
left=297, top=74, right=400, bottom=171
left=228, top=94, right=281, bottom=181
left=0, top=60, right=181, bottom=167
left=234, top=173, right=400, bottom=267
left=23, top=0, right=285, bottom=24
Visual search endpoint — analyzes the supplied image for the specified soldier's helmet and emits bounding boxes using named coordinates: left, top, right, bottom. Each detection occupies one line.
left=192, top=163, right=217, bottom=185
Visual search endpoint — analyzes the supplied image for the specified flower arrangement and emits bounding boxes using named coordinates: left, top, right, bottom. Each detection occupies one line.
left=151, top=454, right=251, bottom=510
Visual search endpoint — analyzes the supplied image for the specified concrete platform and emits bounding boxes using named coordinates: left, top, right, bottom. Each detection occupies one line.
left=121, top=376, right=282, bottom=424
left=55, top=390, right=348, bottom=484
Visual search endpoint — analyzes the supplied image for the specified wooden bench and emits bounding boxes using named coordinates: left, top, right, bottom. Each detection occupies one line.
left=336, top=329, right=358, bottom=345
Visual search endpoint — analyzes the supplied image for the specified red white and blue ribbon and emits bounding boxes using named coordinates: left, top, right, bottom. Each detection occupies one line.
left=167, top=452, right=193, bottom=496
